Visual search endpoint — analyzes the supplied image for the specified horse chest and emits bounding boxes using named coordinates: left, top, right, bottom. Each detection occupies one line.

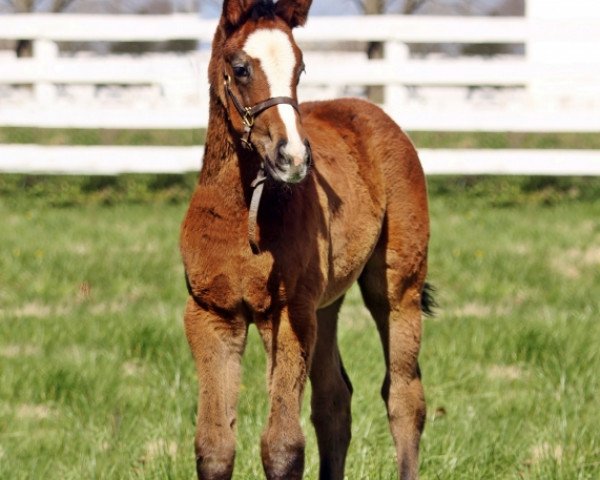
left=182, top=210, right=278, bottom=314
left=239, top=253, right=278, bottom=314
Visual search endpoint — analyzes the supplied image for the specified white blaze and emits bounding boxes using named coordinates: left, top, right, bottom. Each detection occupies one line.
left=243, top=29, right=305, bottom=162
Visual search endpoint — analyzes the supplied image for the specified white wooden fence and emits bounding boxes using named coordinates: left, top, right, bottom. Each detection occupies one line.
left=0, top=10, right=599, bottom=176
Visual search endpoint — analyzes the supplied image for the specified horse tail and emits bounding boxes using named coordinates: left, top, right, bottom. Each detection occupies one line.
left=421, top=282, right=437, bottom=317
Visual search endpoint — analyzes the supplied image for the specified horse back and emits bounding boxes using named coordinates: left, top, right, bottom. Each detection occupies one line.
left=302, top=98, right=426, bottom=205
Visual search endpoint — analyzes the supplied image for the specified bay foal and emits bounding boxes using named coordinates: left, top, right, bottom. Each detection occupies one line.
left=180, top=1, right=431, bottom=478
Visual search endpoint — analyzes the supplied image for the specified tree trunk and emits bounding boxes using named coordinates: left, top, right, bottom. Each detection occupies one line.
left=11, top=0, right=76, bottom=57
left=13, top=0, right=36, bottom=57
left=402, top=0, right=426, bottom=14
left=16, top=39, right=33, bottom=58
left=364, top=0, right=386, bottom=104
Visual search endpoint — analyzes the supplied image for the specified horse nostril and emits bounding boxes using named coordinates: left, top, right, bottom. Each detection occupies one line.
left=276, top=140, right=291, bottom=166
left=277, top=139, right=287, bottom=154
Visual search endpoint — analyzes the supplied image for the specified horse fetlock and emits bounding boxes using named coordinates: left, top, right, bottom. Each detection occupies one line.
left=398, top=446, right=421, bottom=480
left=195, top=434, right=236, bottom=480
left=260, top=430, right=305, bottom=480
left=387, top=377, right=426, bottom=429
left=195, top=454, right=235, bottom=480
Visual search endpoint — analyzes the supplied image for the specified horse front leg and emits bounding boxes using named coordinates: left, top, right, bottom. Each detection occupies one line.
left=184, top=297, right=248, bottom=480
left=256, top=305, right=317, bottom=480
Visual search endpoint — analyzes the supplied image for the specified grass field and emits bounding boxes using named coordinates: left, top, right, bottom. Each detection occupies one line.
left=1, top=176, right=599, bottom=479
left=3, top=127, right=600, bottom=150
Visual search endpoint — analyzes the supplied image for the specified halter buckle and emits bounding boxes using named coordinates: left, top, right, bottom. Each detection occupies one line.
left=223, top=71, right=299, bottom=151
left=243, top=108, right=254, bottom=128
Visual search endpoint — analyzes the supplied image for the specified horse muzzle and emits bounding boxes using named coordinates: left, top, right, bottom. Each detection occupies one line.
left=266, top=139, right=312, bottom=184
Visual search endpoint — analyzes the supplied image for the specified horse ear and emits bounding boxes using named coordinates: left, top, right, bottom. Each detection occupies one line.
left=222, top=0, right=256, bottom=29
left=275, top=0, right=313, bottom=28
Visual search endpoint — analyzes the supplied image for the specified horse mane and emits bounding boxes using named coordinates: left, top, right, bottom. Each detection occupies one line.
left=250, top=0, right=277, bottom=21
left=220, top=0, right=277, bottom=33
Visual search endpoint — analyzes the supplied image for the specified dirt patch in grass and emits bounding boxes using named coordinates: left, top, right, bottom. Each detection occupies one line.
left=454, top=302, right=493, bottom=318
left=0, top=344, right=41, bottom=358
left=487, top=364, right=525, bottom=381
left=527, top=442, right=563, bottom=465
left=551, top=246, right=600, bottom=279
left=16, top=404, right=54, bottom=420
left=7, top=302, right=71, bottom=319
left=122, top=360, right=145, bottom=377
left=141, top=439, right=178, bottom=463
left=12, top=302, right=53, bottom=318
left=448, top=302, right=514, bottom=319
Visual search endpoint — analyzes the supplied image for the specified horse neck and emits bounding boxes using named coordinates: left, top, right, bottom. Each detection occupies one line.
left=200, top=92, right=261, bottom=206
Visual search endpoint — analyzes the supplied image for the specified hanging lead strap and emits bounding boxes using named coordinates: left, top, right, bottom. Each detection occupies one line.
left=248, top=165, right=267, bottom=254
left=223, top=73, right=299, bottom=253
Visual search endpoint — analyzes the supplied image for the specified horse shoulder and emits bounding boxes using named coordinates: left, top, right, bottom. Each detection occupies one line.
left=301, top=102, right=388, bottom=305
left=180, top=183, right=248, bottom=312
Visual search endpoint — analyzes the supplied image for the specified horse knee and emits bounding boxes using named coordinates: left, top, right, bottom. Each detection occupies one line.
left=409, top=377, right=427, bottom=434
left=195, top=431, right=236, bottom=480
left=260, top=429, right=305, bottom=480
left=384, top=375, right=426, bottom=434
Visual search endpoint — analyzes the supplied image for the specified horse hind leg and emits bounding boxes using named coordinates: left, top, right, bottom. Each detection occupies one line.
left=358, top=251, right=427, bottom=480
left=309, top=296, right=353, bottom=480
left=184, top=297, right=248, bottom=480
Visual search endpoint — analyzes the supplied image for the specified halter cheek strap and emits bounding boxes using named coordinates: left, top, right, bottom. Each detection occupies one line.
left=247, top=167, right=267, bottom=254
left=224, top=74, right=300, bottom=150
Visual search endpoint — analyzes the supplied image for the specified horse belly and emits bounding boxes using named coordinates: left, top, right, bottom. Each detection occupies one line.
left=319, top=192, right=383, bottom=307
left=305, top=101, right=387, bottom=307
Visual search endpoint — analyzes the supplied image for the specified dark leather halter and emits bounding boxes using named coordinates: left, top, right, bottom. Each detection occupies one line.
left=223, top=73, right=301, bottom=254
left=224, top=73, right=300, bottom=150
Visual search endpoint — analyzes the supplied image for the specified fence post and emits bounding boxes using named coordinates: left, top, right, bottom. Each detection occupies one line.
left=383, top=39, right=409, bottom=115
left=527, top=0, right=600, bottom=108
left=33, top=39, right=59, bottom=105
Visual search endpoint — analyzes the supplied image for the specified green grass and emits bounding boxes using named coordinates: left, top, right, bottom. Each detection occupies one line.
left=2, top=127, right=600, bottom=150
left=0, top=128, right=205, bottom=146
left=1, top=178, right=599, bottom=479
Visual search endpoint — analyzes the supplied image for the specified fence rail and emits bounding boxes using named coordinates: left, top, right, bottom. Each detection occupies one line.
left=2, top=14, right=600, bottom=43
left=3, top=145, right=599, bottom=177
left=1, top=13, right=599, bottom=175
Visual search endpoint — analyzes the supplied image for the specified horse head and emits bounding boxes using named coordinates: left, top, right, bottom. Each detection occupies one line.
left=210, top=0, right=313, bottom=184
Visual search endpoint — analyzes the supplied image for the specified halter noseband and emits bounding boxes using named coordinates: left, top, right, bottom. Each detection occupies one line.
left=223, top=73, right=302, bottom=255
left=224, top=74, right=300, bottom=150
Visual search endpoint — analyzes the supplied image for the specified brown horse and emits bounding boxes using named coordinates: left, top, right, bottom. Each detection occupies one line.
left=180, top=1, right=431, bottom=478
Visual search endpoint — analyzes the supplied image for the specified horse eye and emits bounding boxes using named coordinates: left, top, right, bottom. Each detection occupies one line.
left=233, top=65, right=250, bottom=78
